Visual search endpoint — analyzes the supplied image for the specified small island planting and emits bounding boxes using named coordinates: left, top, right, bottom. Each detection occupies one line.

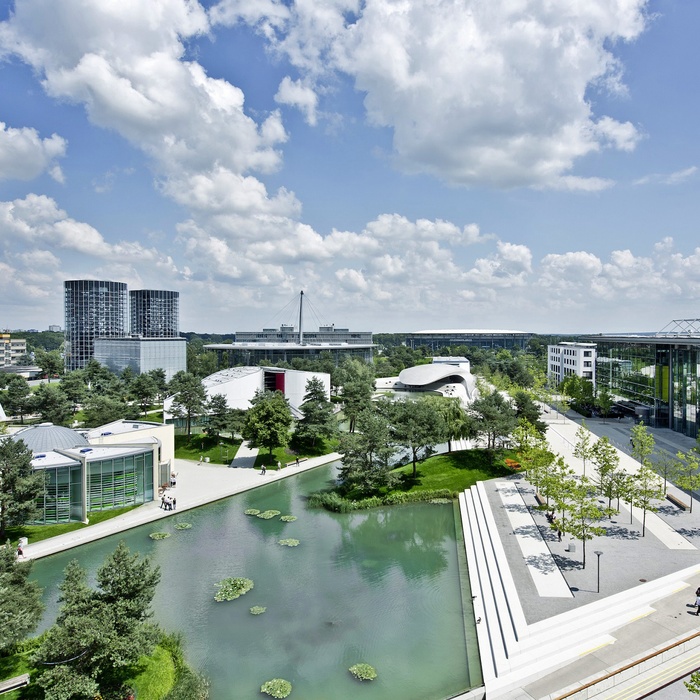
left=214, top=577, right=254, bottom=602
left=174, top=522, right=192, bottom=530
left=149, top=532, right=171, bottom=540
left=278, top=538, right=300, bottom=547
left=256, top=509, right=281, bottom=519
left=349, top=663, right=377, bottom=681
left=260, top=678, right=292, bottom=698
left=245, top=508, right=261, bottom=515
left=280, top=515, right=297, bottom=522
left=250, top=606, right=267, bottom=615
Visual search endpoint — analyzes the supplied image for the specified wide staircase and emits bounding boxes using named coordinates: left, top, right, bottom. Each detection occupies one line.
left=460, top=481, right=700, bottom=699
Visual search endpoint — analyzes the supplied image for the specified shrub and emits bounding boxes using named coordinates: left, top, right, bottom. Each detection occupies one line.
left=214, top=577, right=254, bottom=602
left=260, top=678, right=292, bottom=698
left=280, top=515, right=297, bottom=522
left=244, top=509, right=261, bottom=516
left=249, top=606, right=267, bottom=615
left=256, top=510, right=281, bottom=519
left=278, top=539, right=300, bottom=547
left=149, top=532, right=171, bottom=540
left=349, top=663, right=377, bottom=681
left=174, top=523, right=192, bottom=530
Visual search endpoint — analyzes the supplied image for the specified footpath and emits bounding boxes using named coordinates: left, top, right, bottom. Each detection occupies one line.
left=23, top=444, right=341, bottom=561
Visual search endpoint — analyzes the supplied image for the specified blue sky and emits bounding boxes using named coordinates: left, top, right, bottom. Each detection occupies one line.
left=0, top=0, right=698, bottom=334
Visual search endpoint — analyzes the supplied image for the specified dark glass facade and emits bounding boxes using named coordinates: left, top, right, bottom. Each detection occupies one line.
left=130, top=289, right=179, bottom=338
left=592, top=337, right=700, bottom=438
left=64, top=280, right=127, bottom=371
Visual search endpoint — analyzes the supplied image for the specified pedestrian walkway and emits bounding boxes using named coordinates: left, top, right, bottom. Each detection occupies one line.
left=229, top=440, right=258, bottom=468
left=23, top=452, right=342, bottom=561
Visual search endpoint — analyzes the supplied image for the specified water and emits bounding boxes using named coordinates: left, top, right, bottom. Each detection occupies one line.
left=30, top=464, right=481, bottom=699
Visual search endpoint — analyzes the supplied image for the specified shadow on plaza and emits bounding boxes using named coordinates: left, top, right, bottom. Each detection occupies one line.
left=601, top=523, right=641, bottom=540
left=524, top=552, right=559, bottom=574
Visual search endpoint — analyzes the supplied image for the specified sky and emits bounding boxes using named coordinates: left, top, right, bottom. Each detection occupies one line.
left=0, top=0, right=699, bottom=335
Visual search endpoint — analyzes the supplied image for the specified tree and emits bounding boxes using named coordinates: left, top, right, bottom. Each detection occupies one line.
left=33, top=542, right=161, bottom=699
left=561, top=476, right=612, bottom=568
left=0, top=439, right=45, bottom=540
left=595, top=385, right=613, bottom=422
left=652, top=452, right=678, bottom=496
left=169, top=371, right=207, bottom=437
left=0, top=541, right=44, bottom=651
left=675, top=450, right=700, bottom=513
left=206, top=393, right=233, bottom=440
left=59, top=370, right=87, bottom=415
left=147, top=368, right=169, bottom=401
left=242, top=390, right=293, bottom=455
left=425, top=396, right=472, bottom=452
left=629, top=463, right=664, bottom=537
left=4, top=375, right=31, bottom=424
left=295, top=377, right=337, bottom=449
left=82, top=395, right=139, bottom=428
left=388, top=397, right=446, bottom=478
left=130, top=373, right=159, bottom=416
left=573, top=421, right=594, bottom=476
left=338, top=359, right=375, bottom=432
left=512, top=390, right=546, bottom=434
left=591, top=437, right=620, bottom=511
left=31, top=383, right=73, bottom=426
left=338, top=408, right=395, bottom=495
left=35, top=349, right=63, bottom=382
left=468, top=391, right=518, bottom=450
left=631, top=423, right=655, bottom=470
left=514, top=421, right=556, bottom=494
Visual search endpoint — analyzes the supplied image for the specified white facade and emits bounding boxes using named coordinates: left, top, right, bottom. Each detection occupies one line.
left=547, top=342, right=597, bottom=386
left=0, top=334, right=27, bottom=366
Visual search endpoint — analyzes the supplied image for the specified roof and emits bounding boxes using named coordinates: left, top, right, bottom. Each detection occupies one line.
left=409, top=329, right=531, bottom=335
left=204, top=342, right=374, bottom=350
left=398, top=363, right=474, bottom=386
left=11, top=423, right=89, bottom=453
left=83, top=419, right=167, bottom=439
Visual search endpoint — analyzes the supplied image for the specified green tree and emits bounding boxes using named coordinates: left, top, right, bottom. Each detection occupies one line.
left=338, top=408, right=395, bottom=495
left=4, top=375, right=31, bottom=424
left=573, top=421, right=594, bottom=477
left=595, top=385, right=613, bottom=422
left=295, top=377, right=337, bottom=449
left=0, top=439, right=45, bottom=540
left=35, top=349, right=64, bottom=382
left=652, top=452, right=678, bottom=496
left=561, top=476, right=612, bottom=569
left=512, top=390, right=546, bottom=434
left=31, top=383, right=73, bottom=426
left=468, top=390, right=518, bottom=451
left=130, top=373, right=159, bottom=416
left=83, top=395, right=138, bottom=428
left=59, top=370, right=87, bottom=415
left=0, top=540, right=44, bottom=651
left=425, top=396, right=472, bottom=452
left=242, top=390, right=293, bottom=455
left=591, top=437, right=620, bottom=511
left=631, top=423, right=655, bottom=470
left=387, top=397, right=446, bottom=478
left=629, top=463, right=664, bottom=537
left=147, top=368, right=169, bottom=401
left=169, top=371, right=207, bottom=437
left=514, top=421, right=556, bottom=494
left=206, top=393, right=232, bottom=439
left=675, top=450, right=700, bottom=513
left=84, top=359, right=123, bottom=397
left=338, top=359, right=375, bottom=432
left=33, top=542, right=161, bottom=699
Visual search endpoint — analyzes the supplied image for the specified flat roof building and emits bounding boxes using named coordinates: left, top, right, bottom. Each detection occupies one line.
left=547, top=342, right=596, bottom=386
left=406, top=329, right=534, bottom=352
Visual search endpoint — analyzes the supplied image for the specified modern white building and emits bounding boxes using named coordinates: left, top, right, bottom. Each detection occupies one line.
left=375, top=357, right=479, bottom=407
left=547, top=342, right=597, bottom=386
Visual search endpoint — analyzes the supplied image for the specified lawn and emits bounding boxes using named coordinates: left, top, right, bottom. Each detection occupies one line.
left=253, top=437, right=340, bottom=470
left=0, top=646, right=33, bottom=700
left=174, top=434, right=241, bottom=464
left=127, top=645, right=176, bottom=700
left=391, top=448, right=516, bottom=494
left=2, top=505, right=141, bottom=546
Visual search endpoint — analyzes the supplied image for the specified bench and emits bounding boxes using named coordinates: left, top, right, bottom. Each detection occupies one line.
left=535, top=492, right=546, bottom=507
left=667, top=493, right=690, bottom=511
left=0, top=674, right=30, bottom=694
left=286, top=457, right=309, bottom=467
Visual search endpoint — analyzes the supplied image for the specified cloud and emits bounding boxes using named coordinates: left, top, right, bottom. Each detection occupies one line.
left=0, top=122, right=67, bottom=181
left=634, top=166, right=698, bottom=186
left=214, top=0, right=648, bottom=189
left=275, top=76, right=319, bottom=125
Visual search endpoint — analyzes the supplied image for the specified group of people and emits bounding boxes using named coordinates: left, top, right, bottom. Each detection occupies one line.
left=160, top=494, right=177, bottom=510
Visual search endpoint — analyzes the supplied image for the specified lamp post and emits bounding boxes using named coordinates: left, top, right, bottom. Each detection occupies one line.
left=594, top=550, right=603, bottom=593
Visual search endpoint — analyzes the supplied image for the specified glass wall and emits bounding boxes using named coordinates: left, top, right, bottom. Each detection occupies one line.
left=35, top=464, right=83, bottom=524
left=87, top=451, right=154, bottom=511
left=595, top=339, right=700, bottom=438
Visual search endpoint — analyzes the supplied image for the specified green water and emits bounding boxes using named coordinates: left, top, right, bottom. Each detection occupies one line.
left=30, top=464, right=481, bottom=699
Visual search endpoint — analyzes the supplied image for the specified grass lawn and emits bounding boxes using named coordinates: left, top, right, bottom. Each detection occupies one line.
left=391, top=448, right=516, bottom=494
left=0, top=648, right=33, bottom=699
left=127, top=645, right=176, bottom=700
left=253, top=437, right=340, bottom=470
left=174, top=434, right=241, bottom=464
left=2, top=505, right=141, bottom=546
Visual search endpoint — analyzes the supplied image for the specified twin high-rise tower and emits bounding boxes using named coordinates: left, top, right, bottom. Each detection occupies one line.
left=64, top=280, right=184, bottom=378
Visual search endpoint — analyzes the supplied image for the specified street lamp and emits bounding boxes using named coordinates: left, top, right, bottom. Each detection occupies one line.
left=594, top=550, right=603, bottom=593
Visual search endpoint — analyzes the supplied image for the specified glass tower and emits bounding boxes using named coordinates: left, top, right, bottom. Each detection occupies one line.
left=129, top=289, right=179, bottom=338
left=64, top=280, right=127, bottom=371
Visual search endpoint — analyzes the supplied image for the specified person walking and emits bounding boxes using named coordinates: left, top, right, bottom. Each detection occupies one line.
left=172, top=497, right=177, bottom=510
left=16, top=543, right=24, bottom=558
left=694, top=588, right=700, bottom=615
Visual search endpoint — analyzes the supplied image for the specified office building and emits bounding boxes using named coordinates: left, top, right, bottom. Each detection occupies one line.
left=406, top=329, right=533, bottom=352
left=64, top=280, right=127, bottom=371
left=547, top=342, right=596, bottom=386
left=130, top=289, right=179, bottom=338
left=93, top=336, right=186, bottom=381
left=0, top=333, right=27, bottom=367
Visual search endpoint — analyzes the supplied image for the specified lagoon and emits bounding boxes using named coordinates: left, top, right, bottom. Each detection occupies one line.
left=31, top=463, right=481, bottom=699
